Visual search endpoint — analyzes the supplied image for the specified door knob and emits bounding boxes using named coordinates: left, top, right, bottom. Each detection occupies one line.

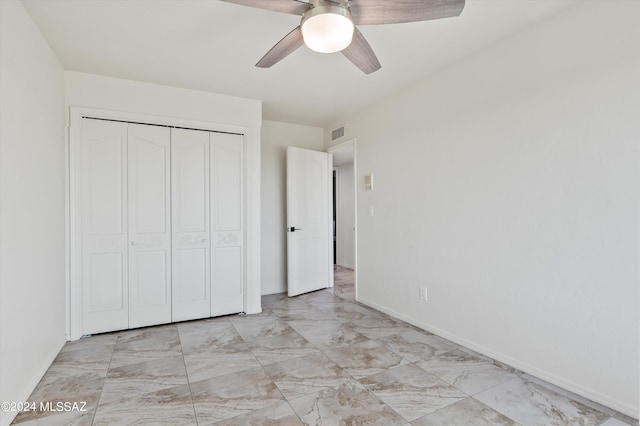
left=131, top=242, right=136, bottom=246
left=289, top=227, right=302, bottom=232
left=202, top=238, right=207, bottom=243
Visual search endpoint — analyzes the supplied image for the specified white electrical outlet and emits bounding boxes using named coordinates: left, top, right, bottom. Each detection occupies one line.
left=419, top=286, right=428, bottom=301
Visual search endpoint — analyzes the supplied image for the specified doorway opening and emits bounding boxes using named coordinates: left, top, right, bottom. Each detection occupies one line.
left=328, top=139, right=357, bottom=301
left=332, top=169, right=337, bottom=265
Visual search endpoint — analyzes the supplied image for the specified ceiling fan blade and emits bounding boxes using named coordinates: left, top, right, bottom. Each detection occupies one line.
left=348, top=0, right=465, bottom=25
left=256, top=26, right=305, bottom=68
left=342, top=28, right=381, bottom=74
left=220, top=0, right=309, bottom=16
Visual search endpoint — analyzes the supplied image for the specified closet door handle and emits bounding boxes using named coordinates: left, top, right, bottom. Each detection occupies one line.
left=202, top=238, right=207, bottom=243
left=131, top=242, right=137, bottom=246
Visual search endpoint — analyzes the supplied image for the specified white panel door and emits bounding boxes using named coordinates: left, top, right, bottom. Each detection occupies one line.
left=81, top=119, right=129, bottom=334
left=127, top=124, right=172, bottom=328
left=210, top=133, right=244, bottom=316
left=171, top=128, right=211, bottom=322
left=287, top=146, right=332, bottom=297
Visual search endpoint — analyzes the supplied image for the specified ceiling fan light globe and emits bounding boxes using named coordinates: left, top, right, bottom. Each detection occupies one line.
left=301, top=10, right=354, bottom=53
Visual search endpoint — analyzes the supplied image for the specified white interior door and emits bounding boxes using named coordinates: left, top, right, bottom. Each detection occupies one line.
left=210, top=133, right=244, bottom=316
left=127, top=124, right=172, bottom=328
left=81, top=119, right=129, bottom=334
left=287, top=146, right=332, bottom=297
left=171, top=128, right=211, bottom=321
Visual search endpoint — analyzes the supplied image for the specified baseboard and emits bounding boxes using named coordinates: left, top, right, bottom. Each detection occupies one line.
left=357, top=296, right=638, bottom=419
left=0, top=340, right=65, bottom=426
left=336, top=263, right=354, bottom=270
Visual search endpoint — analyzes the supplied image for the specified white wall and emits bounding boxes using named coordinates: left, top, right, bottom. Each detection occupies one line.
left=65, top=71, right=263, bottom=319
left=0, top=2, right=67, bottom=425
left=261, top=120, right=324, bottom=295
left=336, top=163, right=355, bottom=269
left=328, top=1, right=639, bottom=417
left=65, top=71, right=261, bottom=129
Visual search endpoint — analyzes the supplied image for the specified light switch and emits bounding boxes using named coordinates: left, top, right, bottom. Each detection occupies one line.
left=368, top=206, right=374, bottom=217
left=363, top=174, right=373, bottom=191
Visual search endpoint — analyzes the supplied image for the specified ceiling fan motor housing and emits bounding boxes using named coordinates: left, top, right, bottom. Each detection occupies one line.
left=301, top=1, right=355, bottom=53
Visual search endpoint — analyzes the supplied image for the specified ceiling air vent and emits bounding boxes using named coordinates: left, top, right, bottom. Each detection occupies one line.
left=332, top=126, right=345, bottom=141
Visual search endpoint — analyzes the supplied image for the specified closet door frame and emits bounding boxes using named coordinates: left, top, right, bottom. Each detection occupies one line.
left=68, top=106, right=259, bottom=340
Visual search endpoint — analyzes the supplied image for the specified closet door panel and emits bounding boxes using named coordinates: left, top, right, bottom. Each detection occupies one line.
left=86, top=138, right=124, bottom=234
left=81, top=119, right=129, bottom=334
left=213, top=246, right=242, bottom=311
left=175, top=249, right=207, bottom=298
left=128, top=124, right=172, bottom=328
left=134, top=251, right=168, bottom=306
left=211, top=133, right=244, bottom=316
left=213, top=144, right=242, bottom=230
left=171, top=129, right=211, bottom=321
left=88, top=253, right=124, bottom=312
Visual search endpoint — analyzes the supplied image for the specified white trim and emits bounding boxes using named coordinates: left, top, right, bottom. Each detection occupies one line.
left=65, top=112, right=71, bottom=341
left=242, top=126, right=262, bottom=316
left=332, top=166, right=339, bottom=268
left=327, top=154, right=334, bottom=289
left=67, top=106, right=261, bottom=340
left=68, top=109, right=81, bottom=340
left=357, top=296, right=638, bottom=419
left=70, top=106, right=250, bottom=135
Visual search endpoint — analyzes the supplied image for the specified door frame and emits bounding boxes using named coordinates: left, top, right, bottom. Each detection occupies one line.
left=326, top=138, right=357, bottom=300
left=332, top=167, right=338, bottom=266
left=67, top=106, right=260, bottom=340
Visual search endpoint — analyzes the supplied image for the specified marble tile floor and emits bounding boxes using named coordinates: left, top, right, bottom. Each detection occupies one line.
left=12, top=267, right=637, bottom=425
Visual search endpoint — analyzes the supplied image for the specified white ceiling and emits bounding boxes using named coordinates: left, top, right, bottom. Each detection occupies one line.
left=22, top=0, right=578, bottom=127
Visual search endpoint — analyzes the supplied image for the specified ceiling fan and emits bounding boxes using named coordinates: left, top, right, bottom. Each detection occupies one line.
left=220, top=0, right=466, bottom=74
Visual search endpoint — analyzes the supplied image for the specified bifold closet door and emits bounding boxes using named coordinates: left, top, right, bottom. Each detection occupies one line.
left=211, top=133, right=244, bottom=316
left=81, top=119, right=129, bottom=334
left=127, top=124, right=172, bottom=328
left=171, top=129, right=211, bottom=322
left=79, top=119, right=244, bottom=334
